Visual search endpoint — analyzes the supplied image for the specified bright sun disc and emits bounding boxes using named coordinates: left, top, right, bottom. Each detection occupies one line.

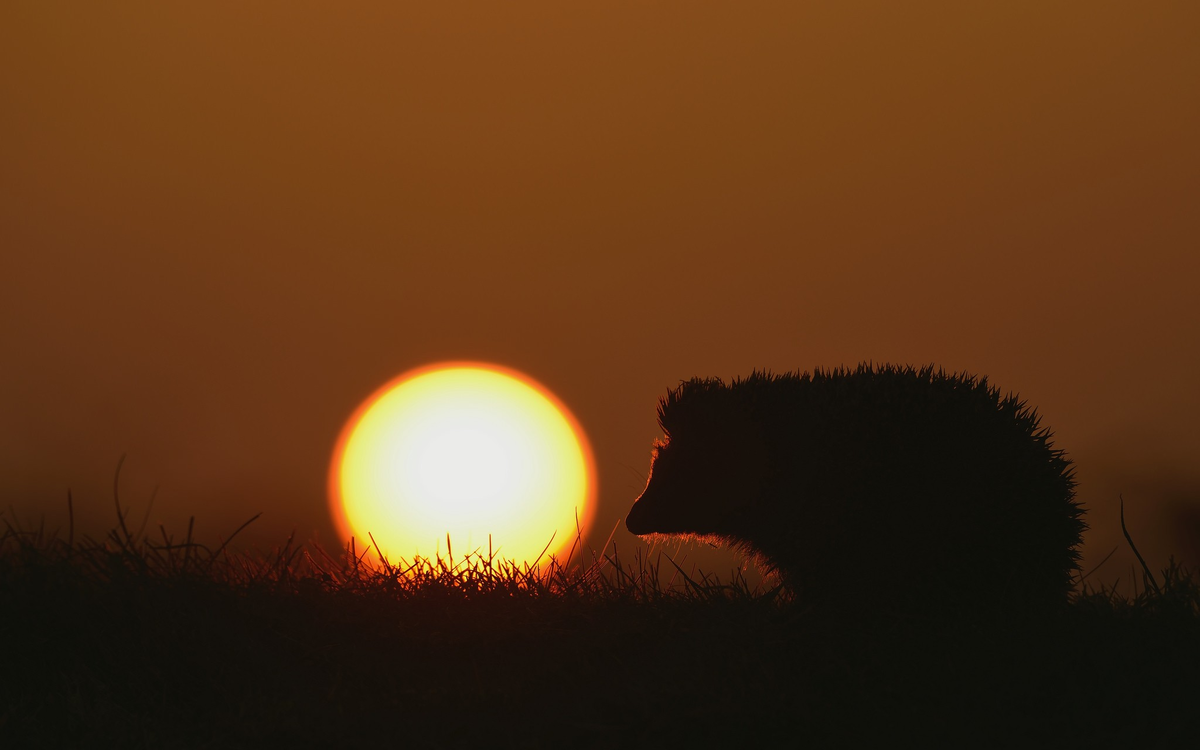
left=329, top=363, right=596, bottom=567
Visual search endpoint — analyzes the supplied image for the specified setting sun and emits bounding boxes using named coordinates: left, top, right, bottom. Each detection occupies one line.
left=329, top=363, right=595, bottom=566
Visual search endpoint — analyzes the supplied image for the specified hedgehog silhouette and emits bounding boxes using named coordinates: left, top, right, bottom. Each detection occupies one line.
left=625, top=364, right=1086, bottom=614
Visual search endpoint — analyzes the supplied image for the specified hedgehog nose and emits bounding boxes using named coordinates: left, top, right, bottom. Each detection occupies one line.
left=625, top=508, right=645, bottom=535
left=625, top=494, right=652, bottom=535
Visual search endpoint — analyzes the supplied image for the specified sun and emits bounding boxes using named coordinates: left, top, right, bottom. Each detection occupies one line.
left=329, top=362, right=596, bottom=567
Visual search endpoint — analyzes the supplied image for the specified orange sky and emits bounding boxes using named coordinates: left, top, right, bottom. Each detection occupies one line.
left=2, top=2, right=1197, bottom=586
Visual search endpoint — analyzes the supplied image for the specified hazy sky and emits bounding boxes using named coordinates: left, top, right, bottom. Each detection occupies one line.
left=3, top=2, right=1197, bottom=585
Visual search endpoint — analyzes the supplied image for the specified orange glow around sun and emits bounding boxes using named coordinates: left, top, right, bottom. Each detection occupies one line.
left=329, top=362, right=596, bottom=567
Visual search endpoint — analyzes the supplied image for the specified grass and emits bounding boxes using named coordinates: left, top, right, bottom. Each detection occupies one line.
left=2, top=495, right=1199, bottom=748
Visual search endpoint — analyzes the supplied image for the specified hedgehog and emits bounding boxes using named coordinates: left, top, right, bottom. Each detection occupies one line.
left=625, top=364, right=1086, bottom=615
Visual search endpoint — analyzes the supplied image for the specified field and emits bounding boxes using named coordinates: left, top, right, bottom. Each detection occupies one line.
left=3, top=502, right=1198, bottom=748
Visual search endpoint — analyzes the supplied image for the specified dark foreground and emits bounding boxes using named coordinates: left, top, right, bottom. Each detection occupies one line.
left=2, top=523, right=1198, bottom=749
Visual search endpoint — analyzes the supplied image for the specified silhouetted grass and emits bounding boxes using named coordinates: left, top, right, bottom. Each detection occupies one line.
left=2, top=498, right=1198, bottom=748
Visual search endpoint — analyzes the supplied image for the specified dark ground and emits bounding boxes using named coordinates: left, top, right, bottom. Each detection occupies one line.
left=2, top=524, right=1198, bottom=749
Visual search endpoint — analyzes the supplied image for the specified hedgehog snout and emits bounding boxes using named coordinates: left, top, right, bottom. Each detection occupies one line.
left=625, top=492, right=653, bottom=535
